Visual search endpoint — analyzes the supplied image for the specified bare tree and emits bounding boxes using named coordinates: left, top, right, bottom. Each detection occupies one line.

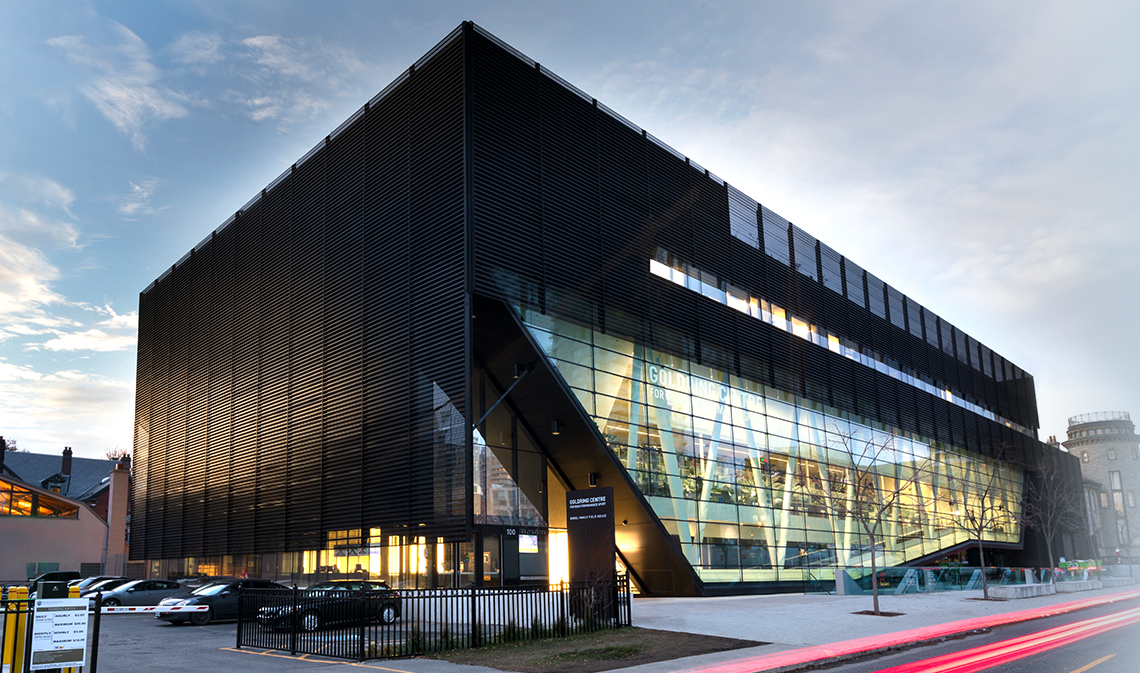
left=807, top=426, right=934, bottom=615
left=1018, top=453, right=1085, bottom=571
left=105, top=446, right=131, bottom=461
left=3, top=437, right=17, bottom=452
left=942, top=443, right=1019, bottom=600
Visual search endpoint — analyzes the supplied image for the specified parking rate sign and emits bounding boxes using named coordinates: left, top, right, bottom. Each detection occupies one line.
left=30, top=598, right=88, bottom=671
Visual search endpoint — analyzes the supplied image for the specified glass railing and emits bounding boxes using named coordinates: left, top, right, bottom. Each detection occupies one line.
left=839, top=564, right=1109, bottom=595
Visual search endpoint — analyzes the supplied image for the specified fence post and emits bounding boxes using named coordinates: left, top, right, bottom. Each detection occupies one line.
left=90, top=591, right=101, bottom=673
left=21, top=586, right=34, bottom=673
left=559, top=581, right=567, bottom=636
left=357, top=585, right=366, bottom=662
left=235, top=588, right=243, bottom=650
left=469, top=586, right=477, bottom=647
left=289, top=585, right=298, bottom=656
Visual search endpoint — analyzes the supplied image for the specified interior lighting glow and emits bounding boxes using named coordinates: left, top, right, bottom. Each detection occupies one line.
left=548, top=529, right=569, bottom=586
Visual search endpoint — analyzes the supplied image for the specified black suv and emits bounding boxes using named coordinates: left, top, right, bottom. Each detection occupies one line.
left=257, top=580, right=402, bottom=632
left=156, top=578, right=285, bottom=626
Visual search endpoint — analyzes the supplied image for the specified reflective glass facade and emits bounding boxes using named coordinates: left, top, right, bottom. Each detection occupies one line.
left=519, top=308, right=1022, bottom=585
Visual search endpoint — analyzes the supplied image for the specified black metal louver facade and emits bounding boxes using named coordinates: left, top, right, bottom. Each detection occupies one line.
left=133, top=30, right=469, bottom=561
left=135, top=23, right=1080, bottom=590
left=464, top=26, right=1041, bottom=461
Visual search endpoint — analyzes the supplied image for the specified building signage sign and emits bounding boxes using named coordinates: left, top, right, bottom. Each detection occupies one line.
left=30, top=598, right=88, bottom=671
left=646, top=364, right=764, bottom=413
left=566, top=487, right=615, bottom=584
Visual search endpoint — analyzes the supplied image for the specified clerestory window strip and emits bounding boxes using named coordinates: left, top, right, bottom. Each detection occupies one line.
left=649, top=250, right=1033, bottom=437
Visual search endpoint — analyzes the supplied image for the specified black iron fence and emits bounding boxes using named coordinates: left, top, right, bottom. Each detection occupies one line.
left=237, top=576, right=632, bottom=661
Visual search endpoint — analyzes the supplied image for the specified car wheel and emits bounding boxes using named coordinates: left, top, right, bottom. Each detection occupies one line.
left=190, top=609, right=212, bottom=626
left=378, top=604, right=398, bottom=625
left=102, top=598, right=121, bottom=607
left=300, top=610, right=321, bottom=632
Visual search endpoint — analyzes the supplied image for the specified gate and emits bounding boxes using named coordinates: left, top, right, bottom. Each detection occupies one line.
left=237, top=575, right=631, bottom=661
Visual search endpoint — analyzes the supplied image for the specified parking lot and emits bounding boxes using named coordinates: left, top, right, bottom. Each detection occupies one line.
left=95, top=613, right=500, bottom=673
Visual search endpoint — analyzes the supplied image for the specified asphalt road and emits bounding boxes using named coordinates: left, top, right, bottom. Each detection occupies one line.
left=820, top=602, right=1140, bottom=673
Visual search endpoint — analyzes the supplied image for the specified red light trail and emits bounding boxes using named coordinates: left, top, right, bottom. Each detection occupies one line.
left=873, top=605, right=1140, bottom=673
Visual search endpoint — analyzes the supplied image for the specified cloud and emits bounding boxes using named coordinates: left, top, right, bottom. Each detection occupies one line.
left=0, top=361, right=42, bottom=382
left=117, top=179, right=161, bottom=217
left=169, top=31, right=224, bottom=66
left=33, top=328, right=136, bottom=352
left=94, top=303, right=138, bottom=330
left=48, top=22, right=188, bottom=151
left=0, top=204, right=80, bottom=249
left=0, top=174, right=80, bottom=249
left=0, top=173, right=76, bottom=216
left=229, top=34, right=367, bottom=128
left=0, top=233, right=65, bottom=322
left=0, top=366, right=134, bottom=458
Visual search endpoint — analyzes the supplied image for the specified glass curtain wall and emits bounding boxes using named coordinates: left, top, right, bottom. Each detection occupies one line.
left=519, top=307, right=1023, bottom=586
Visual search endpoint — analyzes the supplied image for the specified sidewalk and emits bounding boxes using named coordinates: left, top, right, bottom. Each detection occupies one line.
left=621, top=587, right=1140, bottom=673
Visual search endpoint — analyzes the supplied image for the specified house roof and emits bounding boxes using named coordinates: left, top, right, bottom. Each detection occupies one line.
left=1, top=451, right=119, bottom=500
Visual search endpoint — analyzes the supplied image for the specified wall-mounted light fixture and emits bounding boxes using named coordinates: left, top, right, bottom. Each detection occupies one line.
left=551, top=420, right=560, bottom=435
left=588, top=472, right=597, bottom=487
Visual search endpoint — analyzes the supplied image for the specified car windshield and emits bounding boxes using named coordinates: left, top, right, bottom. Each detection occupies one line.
left=192, top=582, right=233, bottom=596
left=89, top=579, right=121, bottom=590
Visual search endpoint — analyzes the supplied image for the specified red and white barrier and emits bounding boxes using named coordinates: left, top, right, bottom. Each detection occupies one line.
left=101, top=605, right=210, bottom=613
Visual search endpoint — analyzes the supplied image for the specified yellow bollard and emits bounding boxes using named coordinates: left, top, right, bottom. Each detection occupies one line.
left=9, top=586, right=29, bottom=673
left=2, top=587, right=17, bottom=672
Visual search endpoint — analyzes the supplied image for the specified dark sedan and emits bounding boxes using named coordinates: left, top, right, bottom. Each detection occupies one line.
left=256, top=580, right=401, bottom=632
left=156, top=578, right=285, bottom=626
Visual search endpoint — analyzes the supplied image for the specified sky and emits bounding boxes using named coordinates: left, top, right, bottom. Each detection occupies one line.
left=1, top=1, right=1137, bottom=460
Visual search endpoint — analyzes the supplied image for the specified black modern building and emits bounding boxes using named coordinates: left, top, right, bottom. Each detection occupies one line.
left=133, top=23, right=1083, bottom=595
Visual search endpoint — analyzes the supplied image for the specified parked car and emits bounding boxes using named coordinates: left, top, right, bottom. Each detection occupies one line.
left=156, top=578, right=286, bottom=626
left=97, top=579, right=184, bottom=607
left=70, top=575, right=124, bottom=590
left=256, top=580, right=402, bottom=632
left=80, top=577, right=133, bottom=597
left=175, top=575, right=236, bottom=588
left=28, top=570, right=81, bottom=599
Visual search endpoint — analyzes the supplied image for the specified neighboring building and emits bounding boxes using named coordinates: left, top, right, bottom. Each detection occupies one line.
left=0, top=444, right=135, bottom=579
left=132, top=23, right=1080, bottom=595
left=0, top=446, right=123, bottom=521
left=0, top=472, right=108, bottom=581
left=1063, top=411, right=1139, bottom=564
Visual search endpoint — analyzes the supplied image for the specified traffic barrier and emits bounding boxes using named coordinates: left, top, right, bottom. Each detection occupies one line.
left=100, top=605, right=209, bottom=613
